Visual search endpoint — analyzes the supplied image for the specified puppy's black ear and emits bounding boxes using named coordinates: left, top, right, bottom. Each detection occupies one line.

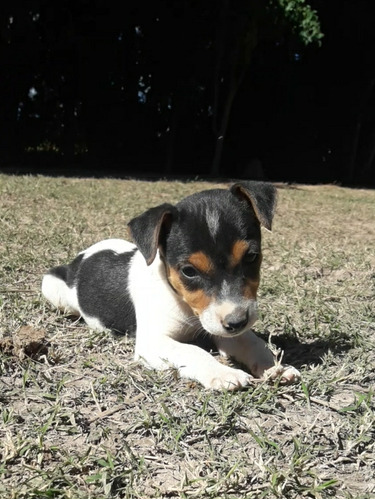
left=230, top=181, right=277, bottom=230
left=128, top=203, right=177, bottom=265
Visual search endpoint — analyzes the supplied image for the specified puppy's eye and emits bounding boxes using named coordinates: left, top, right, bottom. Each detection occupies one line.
left=180, top=265, right=199, bottom=279
left=244, top=252, right=258, bottom=264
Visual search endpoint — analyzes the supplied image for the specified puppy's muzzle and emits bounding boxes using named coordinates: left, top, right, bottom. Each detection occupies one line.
left=199, top=300, right=258, bottom=337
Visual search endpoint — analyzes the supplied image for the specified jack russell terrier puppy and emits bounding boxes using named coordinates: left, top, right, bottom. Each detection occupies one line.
left=42, top=181, right=300, bottom=390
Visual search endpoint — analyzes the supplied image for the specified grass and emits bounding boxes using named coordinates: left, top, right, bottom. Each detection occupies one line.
left=0, top=174, right=374, bottom=498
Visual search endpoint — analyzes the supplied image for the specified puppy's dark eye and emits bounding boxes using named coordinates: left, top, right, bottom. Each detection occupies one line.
left=244, top=252, right=258, bottom=264
left=180, top=265, right=199, bottom=279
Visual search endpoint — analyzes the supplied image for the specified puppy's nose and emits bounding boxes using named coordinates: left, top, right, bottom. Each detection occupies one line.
left=222, top=310, right=249, bottom=333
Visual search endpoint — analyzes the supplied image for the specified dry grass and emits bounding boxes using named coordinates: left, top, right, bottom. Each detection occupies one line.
left=0, top=174, right=374, bottom=499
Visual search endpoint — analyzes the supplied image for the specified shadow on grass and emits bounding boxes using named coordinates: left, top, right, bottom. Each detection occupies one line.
left=267, top=330, right=355, bottom=370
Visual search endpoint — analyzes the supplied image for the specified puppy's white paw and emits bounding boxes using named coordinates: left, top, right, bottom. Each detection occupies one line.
left=264, top=364, right=301, bottom=384
left=206, top=366, right=252, bottom=391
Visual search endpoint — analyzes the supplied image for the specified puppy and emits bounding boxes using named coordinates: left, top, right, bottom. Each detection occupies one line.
left=42, top=181, right=300, bottom=390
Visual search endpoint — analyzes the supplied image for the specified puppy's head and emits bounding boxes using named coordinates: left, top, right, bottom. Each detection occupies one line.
left=128, top=181, right=277, bottom=337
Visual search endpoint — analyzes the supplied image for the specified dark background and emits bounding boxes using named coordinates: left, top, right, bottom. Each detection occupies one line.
left=1, top=0, right=375, bottom=185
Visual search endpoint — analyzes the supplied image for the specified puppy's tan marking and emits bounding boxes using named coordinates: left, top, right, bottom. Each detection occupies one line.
left=243, top=279, right=260, bottom=300
left=168, top=267, right=211, bottom=315
left=188, top=251, right=214, bottom=274
left=230, top=240, right=249, bottom=267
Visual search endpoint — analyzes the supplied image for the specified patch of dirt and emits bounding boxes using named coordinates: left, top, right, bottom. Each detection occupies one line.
left=0, top=326, right=49, bottom=360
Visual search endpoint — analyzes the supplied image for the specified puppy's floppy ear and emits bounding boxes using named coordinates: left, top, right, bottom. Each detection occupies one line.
left=128, top=203, right=177, bottom=265
left=230, top=181, right=277, bottom=230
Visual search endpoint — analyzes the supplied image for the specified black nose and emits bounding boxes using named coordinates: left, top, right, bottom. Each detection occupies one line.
left=222, top=311, right=249, bottom=333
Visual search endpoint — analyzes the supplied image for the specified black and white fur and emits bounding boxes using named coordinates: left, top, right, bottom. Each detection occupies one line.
left=42, top=181, right=300, bottom=390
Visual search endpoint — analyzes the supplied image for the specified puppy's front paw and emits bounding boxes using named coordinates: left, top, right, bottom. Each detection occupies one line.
left=264, top=364, right=301, bottom=384
left=206, top=366, right=252, bottom=391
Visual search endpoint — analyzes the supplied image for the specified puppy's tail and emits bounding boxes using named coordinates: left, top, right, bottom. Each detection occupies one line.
left=41, top=265, right=79, bottom=315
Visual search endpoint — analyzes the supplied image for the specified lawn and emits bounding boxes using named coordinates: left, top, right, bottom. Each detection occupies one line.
left=0, top=174, right=374, bottom=498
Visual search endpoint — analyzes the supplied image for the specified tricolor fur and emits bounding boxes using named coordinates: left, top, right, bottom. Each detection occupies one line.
left=42, top=181, right=300, bottom=390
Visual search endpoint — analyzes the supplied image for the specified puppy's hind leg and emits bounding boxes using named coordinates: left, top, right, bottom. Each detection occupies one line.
left=41, top=265, right=80, bottom=316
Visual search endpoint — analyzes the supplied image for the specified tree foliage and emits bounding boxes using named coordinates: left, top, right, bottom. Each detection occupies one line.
left=272, top=0, right=324, bottom=45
